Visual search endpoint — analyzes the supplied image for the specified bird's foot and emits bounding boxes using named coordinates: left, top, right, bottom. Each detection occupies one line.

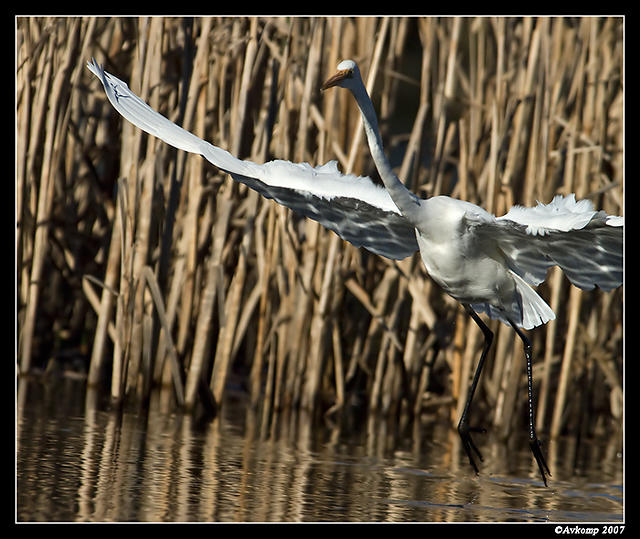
left=530, top=438, right=551, bottom=487
left=457, top=421, right=487, bottom=475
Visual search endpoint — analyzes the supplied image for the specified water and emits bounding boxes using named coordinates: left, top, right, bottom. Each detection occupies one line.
left=16, top=377, right=623, bottom=522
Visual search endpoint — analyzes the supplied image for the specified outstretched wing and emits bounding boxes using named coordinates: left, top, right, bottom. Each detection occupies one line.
left=87, top=59, right=418, bottom=260
left=466, top=194, right=623, bottom=291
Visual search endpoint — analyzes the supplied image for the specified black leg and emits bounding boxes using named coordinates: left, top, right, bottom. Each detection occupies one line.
left=508, top=319, right=551, bottom=487
left=458, top=305, right=494, bottom=476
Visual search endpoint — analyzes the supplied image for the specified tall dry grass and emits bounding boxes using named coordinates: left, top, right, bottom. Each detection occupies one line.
left=16, top=16, right=623, bottom=441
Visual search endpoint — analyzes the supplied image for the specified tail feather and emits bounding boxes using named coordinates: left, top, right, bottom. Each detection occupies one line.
left=512, top=272, right=556, bottom=329
left=471, top=271, right=555, bottom=330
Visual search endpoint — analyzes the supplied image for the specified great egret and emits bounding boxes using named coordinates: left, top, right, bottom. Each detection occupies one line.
left=87, top=58, right=623, bottom=486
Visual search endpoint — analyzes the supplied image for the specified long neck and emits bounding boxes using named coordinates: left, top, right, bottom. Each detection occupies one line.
left=351, top=81, right=422, bottom=221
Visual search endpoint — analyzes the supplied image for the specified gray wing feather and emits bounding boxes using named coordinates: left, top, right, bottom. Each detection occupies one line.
left=232, top=173, right=418, bottom=259
left=87, top=59, right=418, bottom=261
left=469, top=215, right=623, bottom=291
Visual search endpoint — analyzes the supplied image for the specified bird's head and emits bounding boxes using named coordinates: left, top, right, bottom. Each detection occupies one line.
left=321, top=59, right=361, bottom=92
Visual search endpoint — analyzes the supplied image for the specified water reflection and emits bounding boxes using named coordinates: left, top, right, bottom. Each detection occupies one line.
left=17, top=377, right=623, bottom=522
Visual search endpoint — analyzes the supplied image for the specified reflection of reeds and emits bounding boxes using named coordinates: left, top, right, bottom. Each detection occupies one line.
left=17, top=17, right=623, bottom=440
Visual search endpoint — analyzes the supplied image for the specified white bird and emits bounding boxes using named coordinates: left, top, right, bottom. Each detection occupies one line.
left=87, top=58, right=623, bottom=486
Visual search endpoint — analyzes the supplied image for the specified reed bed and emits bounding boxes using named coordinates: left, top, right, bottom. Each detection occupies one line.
left=16, top=16, right=623, bottom=442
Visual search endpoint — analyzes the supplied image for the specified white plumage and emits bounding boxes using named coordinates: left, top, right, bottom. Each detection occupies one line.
left=86, top=59, right=418, bottom=260
left=87, top=58, right=622, bottom=330
left=88, top=57, right=623, bottom=486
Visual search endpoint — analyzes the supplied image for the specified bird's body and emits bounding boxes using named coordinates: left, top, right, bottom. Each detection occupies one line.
left=415, top=197, right=501, bottom=300
left=422, top=206, right=510, bottom=303
left=320, top=60, right=621, bottom=332
left=88, top=57, right=623, bottom=487
left=414, top=195, right=556, bottom=329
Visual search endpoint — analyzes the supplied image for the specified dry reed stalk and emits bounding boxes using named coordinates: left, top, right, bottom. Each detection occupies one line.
left=108, top=19, right=148, bottom=402
left=488, top=322, right=512, bottom=426
left=87, top=222, right=121, bottom=386
left=140, top=266, right=184, bottom=406
left=152, top=20, right=210, bottom=387
left=367, top=267, right=400, bottom=412
left=124, top=18, right=163, bottom=398
left=210, top=193, right=257, bottom=404
left=19, top=37, right=53, bottom=373
left=17, top=17, right=622, bottom=444
left=18, top=22, right=48, bottom=310
left=379, top=279, right=411, bottom=415
left=535, top=266, right=563, bottom=430
left=249, top=196, right=277, bottom=404
left=111, top=176, right=132, bottom=402
left=298, top=21, right=332, bottom=411
left=20, top=20, right=80, bottom=372
left=184, top=196, right=230, bottom=408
